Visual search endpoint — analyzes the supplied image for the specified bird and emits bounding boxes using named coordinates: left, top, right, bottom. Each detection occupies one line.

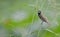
left=38, top=10, right=50, bottom=26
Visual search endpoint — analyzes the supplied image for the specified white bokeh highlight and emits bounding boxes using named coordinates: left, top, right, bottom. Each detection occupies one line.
left=12, top=11, right=27, bottom=21
left=13, top=27, right=28, bottom=37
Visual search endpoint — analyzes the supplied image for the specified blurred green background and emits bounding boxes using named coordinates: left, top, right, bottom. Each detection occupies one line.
left=0, top=0, right=60, bottom=37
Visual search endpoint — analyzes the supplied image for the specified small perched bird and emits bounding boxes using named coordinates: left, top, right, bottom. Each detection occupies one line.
left=38, top=10, right=50, bottom=25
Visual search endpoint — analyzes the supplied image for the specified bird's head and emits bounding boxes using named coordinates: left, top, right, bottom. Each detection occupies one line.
left=38, top=10, right=41, bottom=15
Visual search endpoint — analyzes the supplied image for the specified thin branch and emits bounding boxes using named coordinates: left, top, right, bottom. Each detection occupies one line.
left=46, top=29, right=58, bottom=36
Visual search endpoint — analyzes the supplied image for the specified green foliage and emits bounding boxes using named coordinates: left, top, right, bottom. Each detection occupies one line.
left=0, top=0, right=60, bottom=37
